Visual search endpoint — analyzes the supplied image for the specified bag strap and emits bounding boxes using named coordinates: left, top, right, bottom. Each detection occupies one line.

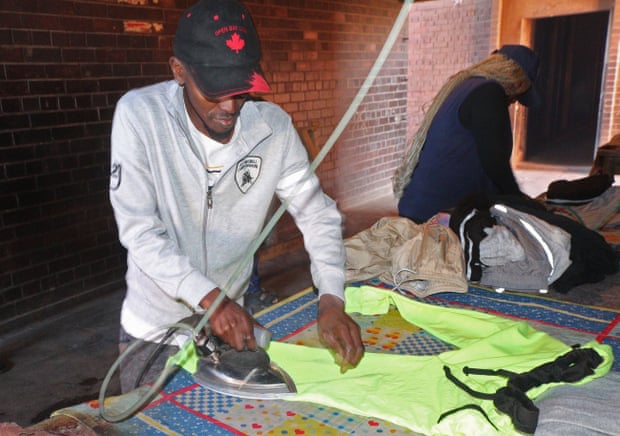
left=439, top=347, right=603, bottom=434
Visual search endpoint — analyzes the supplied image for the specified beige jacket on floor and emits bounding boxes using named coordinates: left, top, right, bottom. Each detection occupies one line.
left=345, top=217, right=467, bottom=297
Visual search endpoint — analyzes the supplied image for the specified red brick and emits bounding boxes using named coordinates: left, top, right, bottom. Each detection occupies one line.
left=73, top=2, right=108, bottom=18
left=0, top=0, right=37, bottom=13
left=108, top=5, right=164, bottom=21
left=45, top=64, right=82, bottom=78
left=1, top=98, right=22, bottom=112
left=86, top=33, right=117, bottom=48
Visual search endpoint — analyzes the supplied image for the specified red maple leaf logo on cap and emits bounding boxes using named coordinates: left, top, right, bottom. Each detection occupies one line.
left=226, top=33, right=245, bottom=53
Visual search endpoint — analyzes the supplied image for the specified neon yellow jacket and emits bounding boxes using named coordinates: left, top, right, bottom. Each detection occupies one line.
left=268, top=285, right=613, bottom=435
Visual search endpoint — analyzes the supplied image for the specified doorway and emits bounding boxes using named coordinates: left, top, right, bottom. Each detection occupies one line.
left=524, top=11, right=609, bottom=166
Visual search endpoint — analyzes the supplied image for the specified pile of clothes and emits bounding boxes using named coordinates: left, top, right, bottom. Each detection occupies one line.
left=449, top=191, right=617, bottom=293
left=345, top=175, right=618, bottom=295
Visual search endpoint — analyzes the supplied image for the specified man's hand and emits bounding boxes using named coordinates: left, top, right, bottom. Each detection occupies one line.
left=317, top=294, right=364, bottom=372
left=199, top=288, right=257, bottom=351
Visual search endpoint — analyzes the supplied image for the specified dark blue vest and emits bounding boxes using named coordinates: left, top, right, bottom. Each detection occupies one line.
left=398, top=77, right=501, bottom=222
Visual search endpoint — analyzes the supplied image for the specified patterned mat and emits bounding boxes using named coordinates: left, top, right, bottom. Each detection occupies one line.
left=52, top=284, right=619, bottom=435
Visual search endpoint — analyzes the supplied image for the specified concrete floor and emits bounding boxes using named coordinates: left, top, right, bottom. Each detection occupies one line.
left=0, top=167, right=589, bottom=427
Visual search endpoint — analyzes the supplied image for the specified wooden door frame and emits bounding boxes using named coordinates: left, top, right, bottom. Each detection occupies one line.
left=498, top=0, right=615, bottom=168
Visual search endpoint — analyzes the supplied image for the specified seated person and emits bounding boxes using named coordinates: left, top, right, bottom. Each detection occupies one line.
left=393, top=45, right=540, bottom=223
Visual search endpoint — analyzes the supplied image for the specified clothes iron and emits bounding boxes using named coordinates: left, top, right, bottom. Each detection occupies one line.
left=192, top=326, right=297, bottom=399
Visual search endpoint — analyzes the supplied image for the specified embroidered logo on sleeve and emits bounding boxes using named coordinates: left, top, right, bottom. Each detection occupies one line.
left=110, top=162, right=122, bottom=190
left=235, top=156, right=261, bottom=193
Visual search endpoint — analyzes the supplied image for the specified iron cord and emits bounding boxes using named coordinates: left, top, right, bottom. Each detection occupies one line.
left=98, top=322, right=195, bottom=422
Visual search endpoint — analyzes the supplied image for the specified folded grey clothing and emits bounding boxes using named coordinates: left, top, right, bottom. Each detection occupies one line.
left=489, top=204, right=573, bottom=287
left=535, top=371, right=620, bottom=436
left=546, top=174, right=613, bottom=203
left=478, top=205, right=568, bottom=292
left=479, top=225, right=525, bottom=265
left=450, top=193, right=617, bottom=293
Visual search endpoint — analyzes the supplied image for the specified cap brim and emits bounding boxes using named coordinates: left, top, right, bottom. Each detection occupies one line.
left=188, top=64, right=271, bottom=100
left=517, top=84, right=541, bottom=108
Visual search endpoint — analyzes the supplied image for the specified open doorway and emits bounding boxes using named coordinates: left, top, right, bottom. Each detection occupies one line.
left=524, top=11, right=609, bottom=166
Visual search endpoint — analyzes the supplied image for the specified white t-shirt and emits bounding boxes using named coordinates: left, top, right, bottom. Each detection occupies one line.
left=186, top=109, right=241, bottom=188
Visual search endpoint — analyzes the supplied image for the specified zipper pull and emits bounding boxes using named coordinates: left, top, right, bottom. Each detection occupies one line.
left=207, top=186, right=213, bottom=209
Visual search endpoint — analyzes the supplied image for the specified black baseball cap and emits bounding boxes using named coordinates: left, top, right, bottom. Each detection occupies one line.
left=173, top=0, right=271, bottom=99
left=494, top=45, right=541, bottom=107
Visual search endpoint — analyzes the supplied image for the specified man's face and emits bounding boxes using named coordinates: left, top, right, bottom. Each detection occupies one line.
left=170, top=57, right=247, bottom=143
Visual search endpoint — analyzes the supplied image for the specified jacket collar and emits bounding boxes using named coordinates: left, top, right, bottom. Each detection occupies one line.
left=167, top=81, right=272, bottom=155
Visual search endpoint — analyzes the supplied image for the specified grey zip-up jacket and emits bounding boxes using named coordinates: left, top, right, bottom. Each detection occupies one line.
left=110, top=80, right=345, bottom=339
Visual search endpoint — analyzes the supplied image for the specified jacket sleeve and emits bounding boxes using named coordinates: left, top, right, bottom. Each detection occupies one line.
left=109, top=94, right=216, bottom=309
left=459, top=82, right=523, bottom=195
left=275, top=125, right=346, bottom=301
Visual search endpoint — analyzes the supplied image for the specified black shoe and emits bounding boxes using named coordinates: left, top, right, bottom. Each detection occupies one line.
left=244, top=288, right=279, bottom=315
left=546, top=174, right=613, bottom=204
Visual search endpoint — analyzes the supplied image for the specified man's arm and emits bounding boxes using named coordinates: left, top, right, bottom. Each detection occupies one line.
left=459, top=82, right=523, bottom=195
left=318, top=294, right=364, bottom=371
left=275, top=124, right=364, bottom=369
left=199, top=288, right=258, bottom=351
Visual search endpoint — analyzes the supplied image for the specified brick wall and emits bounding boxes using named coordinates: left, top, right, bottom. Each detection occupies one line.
left=333, top=22, right=409, bottom=205
left=0, top=0, right=407, bottom=332
left=251, top=1, right=410, bottom=207
left=0, top=0, right=191, bottom=333
left=405, top=0, right=620, bottom=158
left=406, top=0, right=496, bottom=143
left=609, top=6, right=620, bottom=138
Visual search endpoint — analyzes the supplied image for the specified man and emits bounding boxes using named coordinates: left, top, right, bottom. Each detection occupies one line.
left=109, top=0, right=363, bottom=391
left=393, top=45, right=540, bottom=223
